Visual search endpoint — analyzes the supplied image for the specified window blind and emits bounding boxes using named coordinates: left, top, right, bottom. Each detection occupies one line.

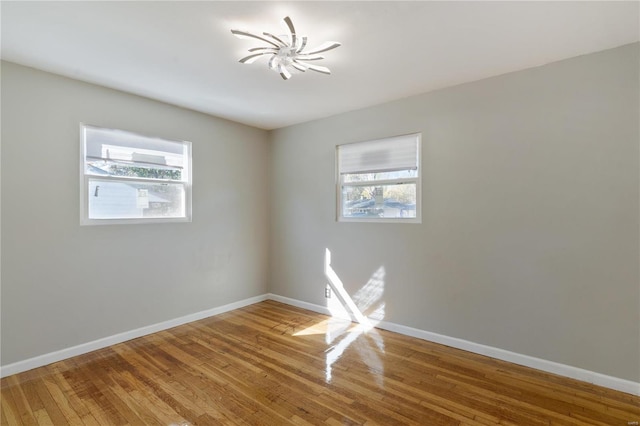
left=84, top=125, right=185, bottom=168
left=338, top=133, right=419, bottom=175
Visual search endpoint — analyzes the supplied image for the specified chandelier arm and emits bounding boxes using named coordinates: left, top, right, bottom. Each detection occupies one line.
left=268, top=55, right=278, bottom=70
left=248, top=47, right=278, bottom=53
left=291, top=62, right=307, bottom=72
left=283, top=16, right=297, bottom=48
left=239, top=52, right=275, bottom=64
left=301, top=63, right=331, bottom=75
left=231, top=29, right=281, bottom=48
left=302, top=41, right=342, bottom=55
left=278, top=64, right=292, bottom=80
left=296, top=36, right=308, bottom=53
left=262, top=32, right=288, bottom=47
left=295, top=55, right=325, bottom=61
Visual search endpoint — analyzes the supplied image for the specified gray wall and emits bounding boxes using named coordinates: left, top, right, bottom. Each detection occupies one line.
left=1, top=62, right=269, bottom=365
left=269, top=44, right=640, bottom=381
left=2, top=44, right=638, bottom=383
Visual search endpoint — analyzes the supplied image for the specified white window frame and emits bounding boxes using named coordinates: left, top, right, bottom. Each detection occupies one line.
left=336, top=133, right=422, bottom=224
left=80, top=124, right=192, bottom=225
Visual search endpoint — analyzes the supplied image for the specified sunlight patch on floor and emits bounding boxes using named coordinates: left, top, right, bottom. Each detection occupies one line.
left=315, top=248, right=387, bottom=386
left=292, top=317, right=354, bottom=337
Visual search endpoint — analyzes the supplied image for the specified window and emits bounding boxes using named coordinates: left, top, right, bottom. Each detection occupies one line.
left=80, top=124, right=192, bottom=225
left=337, top=133, right=421, bottom=223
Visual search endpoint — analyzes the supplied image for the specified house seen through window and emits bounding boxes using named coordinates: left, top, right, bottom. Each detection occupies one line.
left=81, top=124, right=192, bottom=225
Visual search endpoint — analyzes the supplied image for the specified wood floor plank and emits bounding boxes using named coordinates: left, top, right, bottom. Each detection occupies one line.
left=1, top=389, right=22, bottom=425
left=2, top=300, right=639, bottom=425
left=5, top=381, right=37, bottom=426
left=29, top=378, right=68, bottom=425
left=41, top=379, right=84, bottom=425
left=0, top=404, right=9, bottom=426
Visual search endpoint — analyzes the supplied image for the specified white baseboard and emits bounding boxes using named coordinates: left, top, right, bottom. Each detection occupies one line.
left=266, top=293, right=640, bottom=396
left=3, top=292, right=638, bottom=397
left=269, top=293, right=333, bottom=316
left=0, top=294, right=268, bottom=378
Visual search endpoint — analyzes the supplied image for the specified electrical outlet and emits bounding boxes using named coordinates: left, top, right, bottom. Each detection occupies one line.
left=325, top=287, right=331, bottom=298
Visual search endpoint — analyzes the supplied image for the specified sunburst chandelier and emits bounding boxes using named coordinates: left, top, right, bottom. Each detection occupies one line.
left=231, top=16, right=341, bottom=80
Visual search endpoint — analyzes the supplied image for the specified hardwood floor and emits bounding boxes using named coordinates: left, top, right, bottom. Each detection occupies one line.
left=1, top=300, right=639, bottom=425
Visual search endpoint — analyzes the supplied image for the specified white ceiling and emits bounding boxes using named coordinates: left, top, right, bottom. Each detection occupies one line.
left=2, top=1, right=638, bottom=130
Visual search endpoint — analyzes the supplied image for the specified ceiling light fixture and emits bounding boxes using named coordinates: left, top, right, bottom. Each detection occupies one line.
left=231, top=16, right=341, bottom=80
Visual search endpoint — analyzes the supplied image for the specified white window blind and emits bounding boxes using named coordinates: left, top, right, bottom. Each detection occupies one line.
left=338, top=134, right=419, bottom=175
left=84, top=126, right=186, bottom=170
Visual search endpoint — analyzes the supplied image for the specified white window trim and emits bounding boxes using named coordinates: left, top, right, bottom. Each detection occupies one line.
left=79, top=123, right=192, bottom=226
left=336, top=133, right=422, bottom=224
